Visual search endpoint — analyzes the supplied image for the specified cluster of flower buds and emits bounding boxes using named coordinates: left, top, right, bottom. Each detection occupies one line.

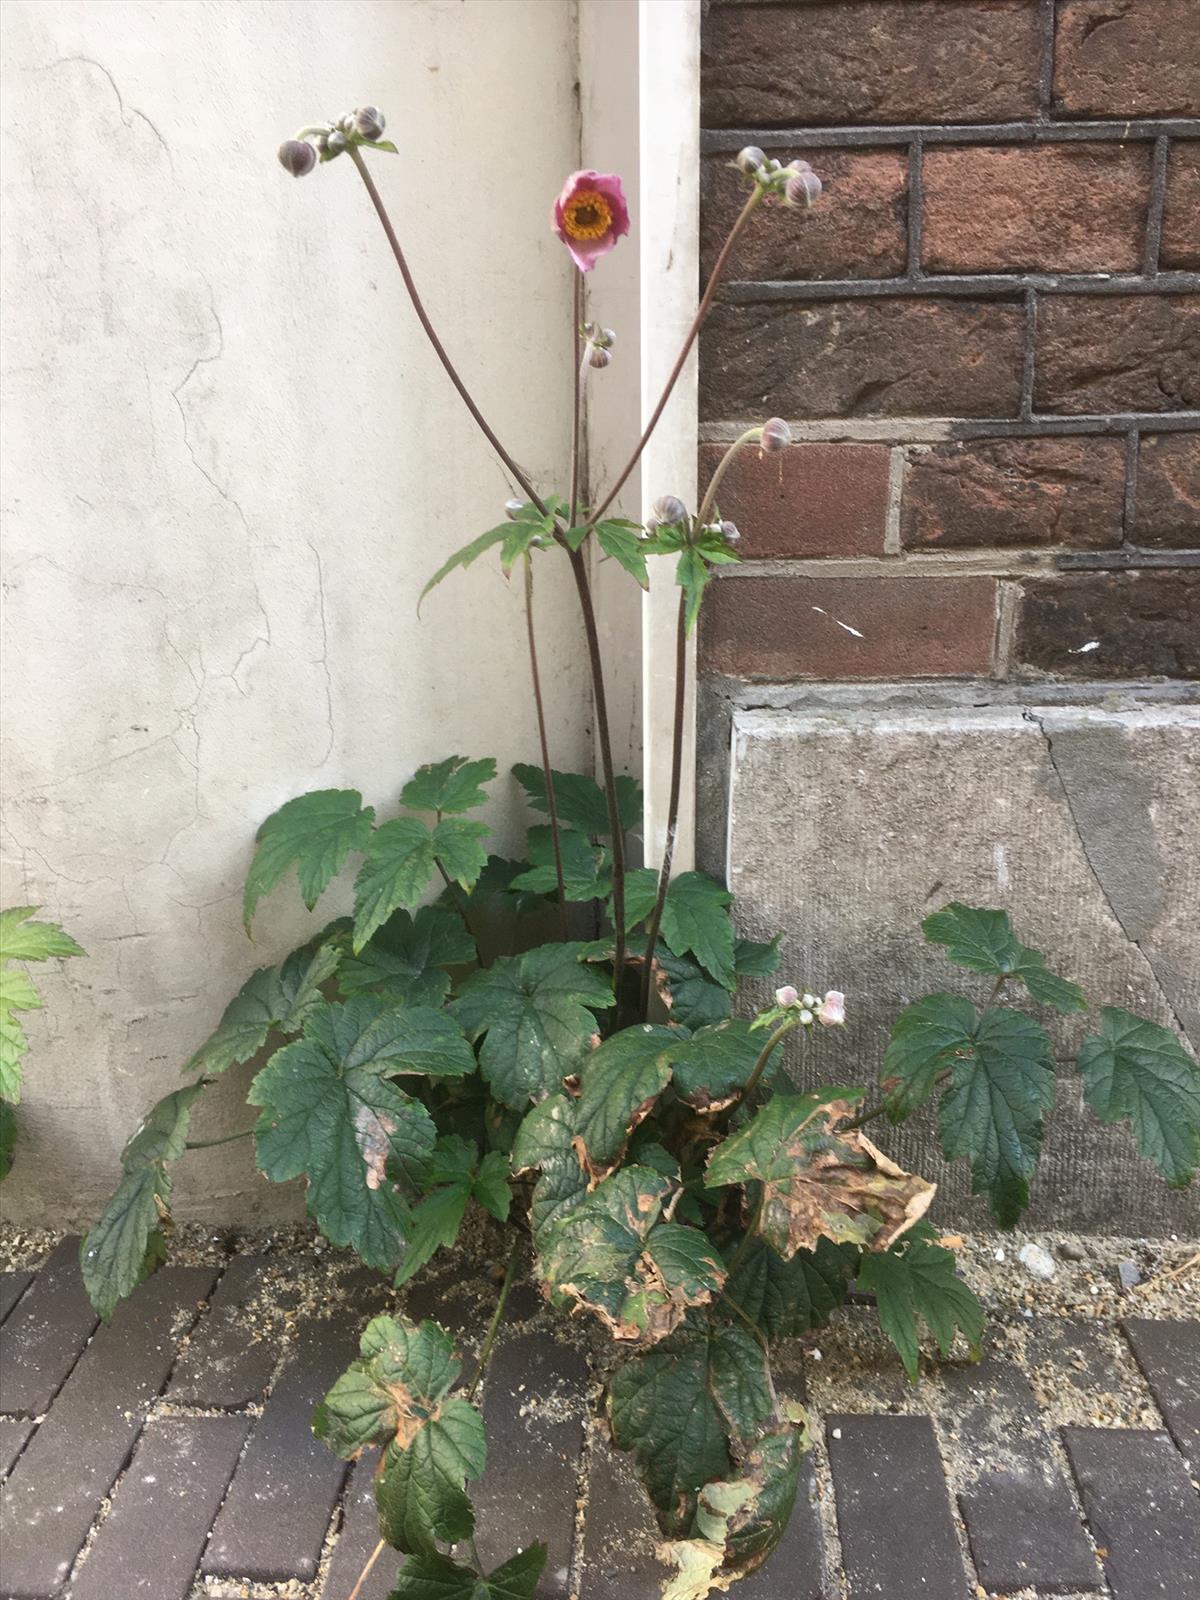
left=776, top=985, right=846, bottom=1027
left=645, top=494, right=689, bottom=533
left=700, top=518, right=741, bottom=547
left=278, top=107, right=389, bottom=178
left=582, top=321, right=617, bottom=370
left=734, top=147, right=823, bottom=209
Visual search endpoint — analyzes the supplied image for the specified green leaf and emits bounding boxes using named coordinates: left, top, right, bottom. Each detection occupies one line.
left=340, top=906, right=472, bottom=1007
left=676, top=547, right=710, bottom=636
left=608, top=1320, right=773, bottom=1533
left=511, top=764, right=641, bottom=836
left=244, top=790, right=374, bottom=930
left=0, top=1100, right=15, bottom=1180
left=452, top=943, right=613, bottom=1109
left=595, top=519, right=650, bottom=588
left=510, top=1092, right=588, bottom=1242
left=249, top=999, right=442, bottom=1267
left=472, top=1150, right=512, bottom=1221
left=882, top=992, right=980, bottom=1121
left=352, top=819, right=438, bottom=952
left=573, top=1024, right=678, bottom=1169
left=510, top=826, right=609, bottom=901
left=856, top=1226, right=985, bottom=1381
left=734, top=934, right=782, bottom=979
left=0, top=906, right=85, bottom=962
left=432, top=817, right=490, bottom=891
left=400, top=756, right=497, bottom=816
left=80, top=1082, right=207, bottom=1320
left=923, top=902, right=1086, bottom=1014
left=389, top=1544, right=547, bottom=1600
left=657, top=949, right=732, bottom=1030
left=665, top=1020, right=779, bottom=1111
left=361, top=139, right=399, bottom=154
left=185, top=938, right=342, bottom=1076
left=1077, top=1007, right=1200, bottom=1188
left=724, top=1237, right=856, bottom=1339
left=375, top=1396, right=486, bottom=1552
left=705, top=1090, right=935, bottom=1256
left=420, top=523, right=509, bottom=608
left=0, top=965, right=42, bottom=1102
left=394, top=1184, right=471, bottom=1287
left=617, top=867, right=660, bottom=930
left=937, top=1007, right=1056, bottom=1227
left=660, top=873, right=735, bottom=990
left=314, top=1312, right=461, bottom=1455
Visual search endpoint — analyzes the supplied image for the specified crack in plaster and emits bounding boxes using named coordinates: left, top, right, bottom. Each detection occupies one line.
left=1028, top=709, right=1191, bottom=1044
left=306, top=539, right=335, bottom=766
left=36, top=56, right=173, bottom=171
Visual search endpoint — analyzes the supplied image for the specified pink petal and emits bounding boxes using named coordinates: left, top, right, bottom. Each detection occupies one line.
left=817, top=990, right=846, bottom=1027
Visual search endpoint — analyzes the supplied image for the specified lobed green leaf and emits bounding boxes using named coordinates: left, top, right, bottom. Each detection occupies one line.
left=856, top=1225, right=984, bottom=1381
left=922, top=902, right=1086, bottom=1014
left=660, top=873, right=736, bottom=991
left=1077, top=1007, right=1200, bottom=1188
left=400, top=756, right=497, bottom=816
left=0, top=906, right=86, bottom=963
left=244, top=789, right=374, bottom=931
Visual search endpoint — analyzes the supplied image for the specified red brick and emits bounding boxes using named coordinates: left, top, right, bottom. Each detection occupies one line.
left=1015, top=570, right=1200, bottom=677
left=700, top=574, right=997, bottom=679
left=1134, top=434, right=1200, bottom=547
left=901, top=438, right=1126, bottom=549
left=923, top=145, right=1150, bottom=274
left=1161, top=142, right=1200, bottom=270
left=701, top=150, right=908, bottom=282
left=1054, top=0, right=1200, bottom=118
left=701, top=300, right=1025, bottom=420
left=702, top=1, right=1041, bottom=127
left=1035, top=295, right=1200, bottom=416
left=698, top=441, right=891, bottom=557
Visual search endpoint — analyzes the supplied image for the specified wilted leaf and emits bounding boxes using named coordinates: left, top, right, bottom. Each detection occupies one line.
left=608, top=1320, right=774, bottom=1533
left=375, top=1396, right=486, bottom=1553
left=573, top=1024, right=678, bottom=1171
left=80, top=1082, right=207, bottom=1320
left=249, top=999, right=444, bottom=1267
left=705, top=1092, right=935, bottom=1256
left=400, top=756, right=497, bottom=815
left=244, top=789, right=374, bottom=930
left=923, top=902, right=1086, bottom=1014
left=856, top=1223, right=985, bottom=1381
left=660, top=874, right=736, bottom=991
left=1077, top=1007, right=1200, bottom=1188
left=452, top=942, right=613, bottom=1109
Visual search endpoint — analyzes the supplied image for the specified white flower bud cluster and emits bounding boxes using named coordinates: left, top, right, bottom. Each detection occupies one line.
left=278, top=108, right=388, bottom=177
left=775, top=985, right=846, bottom=1027
left=582, top=321, right=617, bottom=370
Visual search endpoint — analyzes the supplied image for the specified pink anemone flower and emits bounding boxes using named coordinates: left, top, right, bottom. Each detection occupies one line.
left=553, top=170, right=629, bottom=272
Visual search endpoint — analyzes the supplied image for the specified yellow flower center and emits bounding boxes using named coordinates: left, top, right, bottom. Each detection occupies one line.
left=563, top=188, right=612, bottom=241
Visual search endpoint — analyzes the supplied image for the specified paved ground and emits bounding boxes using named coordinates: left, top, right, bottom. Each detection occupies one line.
left=0, top=1234, right=1197, bottom=1600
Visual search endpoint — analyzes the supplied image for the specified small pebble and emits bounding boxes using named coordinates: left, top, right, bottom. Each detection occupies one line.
left=1117, top=1260, right=1142, bottom=1292
left=1058, top=1240, right=1087, bottom=1262
left=994, top=1247, right=1006, bottom=1263
left=1018, top=1242, right=1057, bottom=1281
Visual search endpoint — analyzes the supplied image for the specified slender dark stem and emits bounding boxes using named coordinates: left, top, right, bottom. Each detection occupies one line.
left=343, top=1539, right=385, bottom=1600
left=724, top=1188, right=766, bottom=1280
left=466, top=1234, right=523, bottom=1403
left=185, top=1129, right=254, bottom=1151
left=586, top=187, right=764, bottom=530
left=568, top=273, right=585, bottom=528
left=347, top=146, right=549, bottom=519
left=435, top=858, right=483, bottom=960
left=986, top=974, right=1008, bottom=1008
left=841, top=1100, right=891, bottom=1133
left=523, top=557, right=568, bottom=938
left=565, top=547, right=627, bottom=1012
left=640, top=588, right=688, bottom=1019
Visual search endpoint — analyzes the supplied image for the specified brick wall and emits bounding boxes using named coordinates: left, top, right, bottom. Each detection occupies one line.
left=698, top=0, right=1200, bottom=687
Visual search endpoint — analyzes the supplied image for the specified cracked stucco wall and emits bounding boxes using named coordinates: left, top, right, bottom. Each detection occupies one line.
left=0, top=0, right=593, bottom=1226
left=721, top=698, right=1200, bottom=1235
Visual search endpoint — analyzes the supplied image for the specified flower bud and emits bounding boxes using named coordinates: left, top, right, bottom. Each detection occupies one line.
left=802, top=992, right=817, bottom=1009
left=505, top=499, right=527, bottom=520
left=775, top=985, right=799, bottom=1008
left=325, top=129, right=347, bottom=156
left=784, top=164, right=823, bottom=208
left=759, top=417, right=792, bottom=454
left=588, top=345, right=613, bottom=369
left=817, top=990, right=846, bottom=1027
left=799, top=1008, right=814, bottom=1025
left=278, top=139, right=318, bottom=178
left=352, top=106, right=386, bottom=141
left=650, top=495, right=688, bottom=528
left=735, top=146, right=765, bottom=175
left=719, top=519, right=741, bottom=545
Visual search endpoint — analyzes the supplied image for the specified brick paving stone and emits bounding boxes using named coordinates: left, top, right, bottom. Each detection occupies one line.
left=0, top=1238, right=99, bottom=1416
left=472, top=1331, right=588, bottom=1597
left=321, top=1455, right=398, bottom=1600
left=826, top=1415, right=969, bottom=1600
left=203, top=1279, right=384, bottom=1584
left=0, top=1265, right=216, bottom=1599
left=576, top=1430, right=664, bottom=1600
left=1122, top=1319, right=1200, bottom=1464
left=0, top=1271, right=32, bottom=1326
left=1063, top=1426, right=1200, bottom=1600
left=166, top=1253, right=287, bottom=1408
left=0, top=1416, right=34, bottom=1478
left=68, top=1415, right=249, bottom=1600
left=936, top=1354, right=1101, bottom=1593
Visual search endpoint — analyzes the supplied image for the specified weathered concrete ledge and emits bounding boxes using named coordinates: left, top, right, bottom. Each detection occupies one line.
left=713, top=690, right=1200, bottom=1233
